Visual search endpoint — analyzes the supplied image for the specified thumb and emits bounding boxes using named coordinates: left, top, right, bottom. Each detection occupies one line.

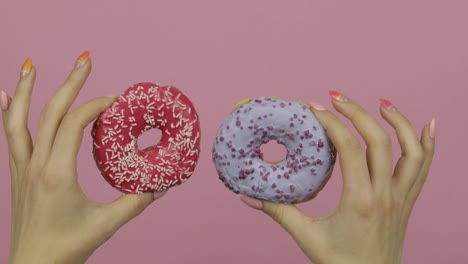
left=240, top=196, right=308, bottom=240
left=105, top=190, right=168, bottom=232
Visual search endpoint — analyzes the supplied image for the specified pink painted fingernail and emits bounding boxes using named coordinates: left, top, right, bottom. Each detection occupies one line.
left=309, top=102, right=326, bottom=111
left=379, top=98, right=397, bottom=112
left=75, top=50, right=90, bottom=69
left=0, top=90, right=9, bottom=112
left=429, top=118, right=436, bottom=139
left=153, top=190, right=168, bottom=200
left=240, top=196, right=263, bottom=210
left=329, top=91, right=348, bottom=102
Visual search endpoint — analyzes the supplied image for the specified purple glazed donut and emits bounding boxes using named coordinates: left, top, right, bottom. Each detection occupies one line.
left=212, top=97, right=336, bottom=203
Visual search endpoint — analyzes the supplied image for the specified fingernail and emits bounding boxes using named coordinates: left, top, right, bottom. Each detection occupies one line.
left=309, top=102, right=326, bottom=111
left=379, top=98, right=397, bottom=112
left=240, top=196, right=263, bottom=210
left=429, top=118, right=436, bottom=139
left=0, top=90, right=10, bottom=111
left=329, top=91, right=348, bottom=102
left=20, top=58, right=32, bottom=79
left=75, top=50, right=90, bottom=69
left=233, top=98, right=252, bottom=112
left=153, top=190, right=168, bottom=200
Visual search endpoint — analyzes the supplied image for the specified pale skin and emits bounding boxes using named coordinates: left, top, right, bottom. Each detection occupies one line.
left=2, top=53, right=435, bottom=264
left=2, top=53, right=167, bottom=264
left=240, top=94, right=436, bottom=264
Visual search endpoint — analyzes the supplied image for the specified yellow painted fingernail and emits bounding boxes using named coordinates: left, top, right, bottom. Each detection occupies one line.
left=233, top=98, right=252, bottom=111
left=20, top=58, right=32, bottom=79
left=75, top=50, right=90, bottom=69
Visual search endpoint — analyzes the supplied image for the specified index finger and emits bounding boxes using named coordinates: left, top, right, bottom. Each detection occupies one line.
left=308, top=102, right=372, bottom=194
left=49, top=97, right=116, bottom=167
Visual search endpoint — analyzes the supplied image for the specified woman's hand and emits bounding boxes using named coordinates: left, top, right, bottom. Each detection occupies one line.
left=240, top=92, right=436, bottom=264
left=2, top=52, right=166, bottom=264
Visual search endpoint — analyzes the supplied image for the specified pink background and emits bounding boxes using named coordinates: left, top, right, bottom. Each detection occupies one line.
left=1, top=0, right=467, bottom=263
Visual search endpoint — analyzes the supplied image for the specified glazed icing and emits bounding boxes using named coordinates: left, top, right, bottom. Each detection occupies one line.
left=213, top=97, right=336, bottom=203
left=92, top=83, right=201, bottom=194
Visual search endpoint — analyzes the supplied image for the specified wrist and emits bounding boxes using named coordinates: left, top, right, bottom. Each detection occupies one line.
left=9, top=250, right=88, bottom=264
left=326, top=255, right=400, bottom=264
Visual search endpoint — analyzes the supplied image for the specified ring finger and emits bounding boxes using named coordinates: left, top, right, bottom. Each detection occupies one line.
left=1, top=58, right=36, bottom=166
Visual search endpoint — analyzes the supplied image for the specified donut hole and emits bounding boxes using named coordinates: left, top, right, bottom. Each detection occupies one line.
left=260, top=141, right=287, bottom=163
left=137, top=128, right=162, bottom=154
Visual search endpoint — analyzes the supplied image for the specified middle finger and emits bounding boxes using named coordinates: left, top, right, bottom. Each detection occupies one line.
left=33, top=51, right=91, bottom=166
left=329, top=91, right=393, bottom=194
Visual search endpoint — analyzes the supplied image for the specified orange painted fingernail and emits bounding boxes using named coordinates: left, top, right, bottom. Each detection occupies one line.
left=329, top=91, right=348, bottom=102
left=379, top=98, right=397, bottom=112
left=20, top=58, right=32, bottom=79
left=0, top=90, right=10, bottom=111
left=75, top=50, right=90, bottom=69
left=429, top=118, right=436, bottom=139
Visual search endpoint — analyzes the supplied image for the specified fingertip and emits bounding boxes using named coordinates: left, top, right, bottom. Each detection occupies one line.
left=74, top=50, right=91, bottom=69
left=307, top=102, right=334, bottom=132
left=379, top=98, right=398, bottom=113
left=429, top=118, right=436, bottom=140
left=91, top=96, right=117, bottom=113
left=309, top=102, right=327, bottom=111
left=261, top=200, right=308, bottom=239
left=153, top=189, right=168, bottom=200
left=101, top=96, right=118, bottom=105
left=240, top=195, right=264, bottom=210
left=421, top=118, right=436, bottom=155
left=105, top=192, right=155, bottom=231
left=1, top=90, right=9, bottom=112
left=329, top=90, right=349, bottom=102
left=140, top=192, right=156, bottom=206
left=127, top=192, right=154, bottom=212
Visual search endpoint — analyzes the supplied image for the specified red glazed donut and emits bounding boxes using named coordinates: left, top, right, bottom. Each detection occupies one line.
left=92, top=82, right=201, bottom=194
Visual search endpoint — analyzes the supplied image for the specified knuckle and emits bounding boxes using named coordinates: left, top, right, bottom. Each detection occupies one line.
left=348, top=106, right=364, bottom=119
left=130, top=198, right=147, bottom=217
left=407, top=148, right=425, bottom=164
left=380, top=194, right=396, bottom=213
left=424, top=145, right=435, bottom=157
left=65, top=73, right=83, bottom=85
left=341, top=134, right=361, bottom=149
left=40, top=174, right=62, bottom=190
left=354, top=190, right=377, bottom=218
left=40, top=102, right=58, bottom=120
left=93, top=211, right=117, bottom=237
left=5, top=122, right=24, bottom=135
left=39, top=165, right=64, bottom=190
left=370, top=132, right=391, bottom=148
left=269, top=205, right=286, bottom=225
left=62, top=113, right=79, bottom=128
left=413, top=174, right=429, bottom=192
